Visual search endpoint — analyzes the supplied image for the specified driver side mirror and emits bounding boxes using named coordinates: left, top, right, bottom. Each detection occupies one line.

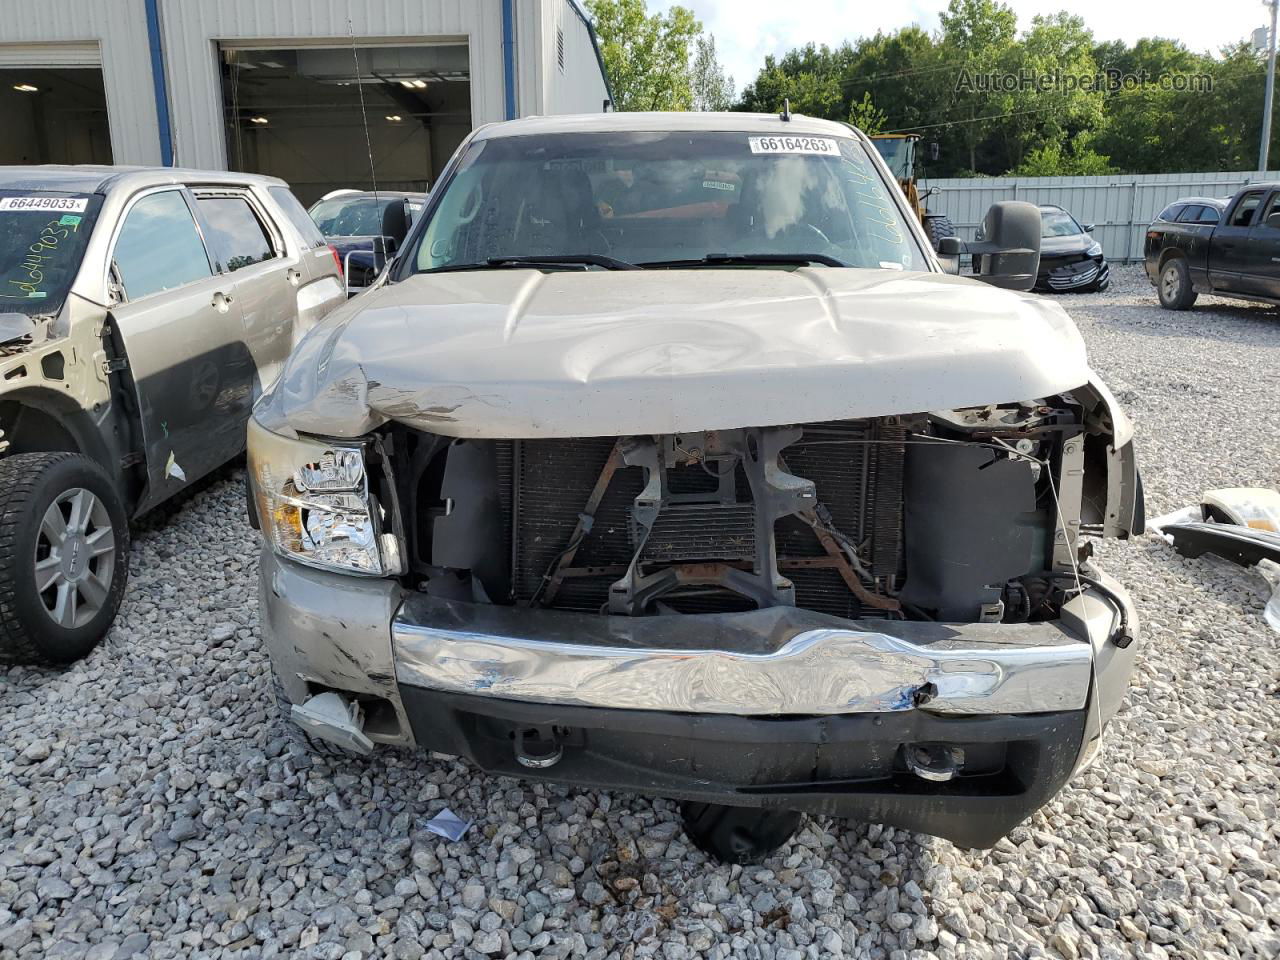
left=945, top=201, right=1042, bottom=291
left=1266, top=211, right=1280, bottom=229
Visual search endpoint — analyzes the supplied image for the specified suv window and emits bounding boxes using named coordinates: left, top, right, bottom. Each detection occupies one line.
left=1176, top=205, right=1204, bottom=223
left=1230, top=192, right=1264, bottom=227
left=1200, top=206, right=1221, bottom=224
left=268, top=186, right=327, bottom=248
left=196, top=196, right=276, bottom=272
left=114, top=190, right=212, bottom=301
left=1157, top=203, right=1182, bottom=222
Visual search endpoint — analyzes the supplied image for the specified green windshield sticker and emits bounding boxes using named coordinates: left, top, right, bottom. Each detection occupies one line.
left=2, top=217, right=77, bottom=301
left=59, top=214, right=82, bottom=227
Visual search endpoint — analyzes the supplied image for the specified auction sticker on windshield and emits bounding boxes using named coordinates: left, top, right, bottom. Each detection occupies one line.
left=0, top=196, right=89, bottom=213
left=748, top=136, right=840, bottom=156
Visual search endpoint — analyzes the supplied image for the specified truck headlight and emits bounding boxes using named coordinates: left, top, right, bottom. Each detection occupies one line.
left=1086, top=240, right=1103, bottom=257
left=247, top=418, right=397, bottom=576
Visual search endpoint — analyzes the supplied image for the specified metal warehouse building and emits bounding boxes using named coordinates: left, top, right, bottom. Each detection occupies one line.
left=0, top=0, right=611, bottom=203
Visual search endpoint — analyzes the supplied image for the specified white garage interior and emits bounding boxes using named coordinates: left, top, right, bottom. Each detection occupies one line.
left=220, top=42, right=474, bottom=204
left=0, top=0, right=611, bottom=186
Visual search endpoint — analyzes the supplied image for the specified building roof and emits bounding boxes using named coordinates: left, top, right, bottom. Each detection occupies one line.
left=0, top=165, right=288, bottom=195
left=472, top=111, right=862, bottom=141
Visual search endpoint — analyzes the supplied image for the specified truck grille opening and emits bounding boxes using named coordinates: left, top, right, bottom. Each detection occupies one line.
left=496, top=419, right=906, bottom=616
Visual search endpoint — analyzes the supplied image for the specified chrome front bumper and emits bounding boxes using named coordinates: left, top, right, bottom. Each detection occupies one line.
left=261, top=549, right=1138, bottom=734
left=391, top=585, right=1134, bottom=718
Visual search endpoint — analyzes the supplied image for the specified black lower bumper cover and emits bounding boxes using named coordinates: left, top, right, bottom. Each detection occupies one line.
left=400, top=686, right=1088, bottom=848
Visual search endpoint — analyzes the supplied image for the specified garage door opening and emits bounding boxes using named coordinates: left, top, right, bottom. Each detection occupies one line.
left=220, top=43, right=470, bottom=206
left=0, top=67, right=112, bottom=165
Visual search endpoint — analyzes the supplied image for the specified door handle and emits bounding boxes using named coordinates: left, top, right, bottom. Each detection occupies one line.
left=287, top=268, right=303, bottom=286
left=211, top=291, right=234, bottom=312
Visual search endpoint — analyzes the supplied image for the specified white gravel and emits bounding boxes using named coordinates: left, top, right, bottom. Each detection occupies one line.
left=2, top=265, right=1278, bottom=960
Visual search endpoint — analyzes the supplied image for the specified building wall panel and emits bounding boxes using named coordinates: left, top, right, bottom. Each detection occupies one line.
left=158, top=0, right=508, bottom=169
left=0, top=0, right=160, bottom=164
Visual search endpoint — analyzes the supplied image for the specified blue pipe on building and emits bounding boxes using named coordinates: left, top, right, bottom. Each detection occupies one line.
left=143, top=0, right=175, bottom=165
left=501, top=0, right=517, bottom=120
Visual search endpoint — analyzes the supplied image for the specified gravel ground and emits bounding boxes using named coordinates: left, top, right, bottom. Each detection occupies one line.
left=2, top=265, right=1278, bottom=960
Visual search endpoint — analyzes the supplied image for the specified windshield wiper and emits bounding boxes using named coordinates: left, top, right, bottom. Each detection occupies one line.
left=638, top=253, right=850, bottom=268
left=424, top=254, right=640, bottom=274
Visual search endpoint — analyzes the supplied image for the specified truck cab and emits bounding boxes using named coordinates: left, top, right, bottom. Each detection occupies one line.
left=1144, top=185, right=1280, bottom=309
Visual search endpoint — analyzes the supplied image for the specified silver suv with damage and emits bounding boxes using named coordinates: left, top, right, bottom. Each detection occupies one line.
left=249, top=114, right=1143, bottom=862
left=1, top=166, right=344, bottom=666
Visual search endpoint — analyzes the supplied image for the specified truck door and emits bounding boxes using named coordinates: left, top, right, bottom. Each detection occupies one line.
left=1242, top=190, right=1280, bottom=299
left=107, top=187, right=254, bottom=512
left=1208, top=190, right=1264, bottom=293
left=190, top=188, right=298, bottom=393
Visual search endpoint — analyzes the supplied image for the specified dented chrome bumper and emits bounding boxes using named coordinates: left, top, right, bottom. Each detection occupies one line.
left=391, top=596, right=1122, bottom=717
left=261, top=548, right=1137, bottom=739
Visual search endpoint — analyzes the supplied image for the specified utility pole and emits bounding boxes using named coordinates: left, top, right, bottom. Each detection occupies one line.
left=1261, top=0, right=1278, bottom=173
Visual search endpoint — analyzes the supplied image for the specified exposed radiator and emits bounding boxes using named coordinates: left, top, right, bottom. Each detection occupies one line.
left=504, top=420, right=905, bottom=617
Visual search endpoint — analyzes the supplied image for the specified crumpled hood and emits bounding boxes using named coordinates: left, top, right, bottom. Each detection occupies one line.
left=256, top=267, right=1101, bottom=440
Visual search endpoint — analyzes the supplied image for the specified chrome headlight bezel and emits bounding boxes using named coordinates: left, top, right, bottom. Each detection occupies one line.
left=248, top=418, right=399, bottom=577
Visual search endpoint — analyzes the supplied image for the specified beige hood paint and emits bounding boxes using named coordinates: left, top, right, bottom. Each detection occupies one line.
left=255, top=267, right=1123, bottom=441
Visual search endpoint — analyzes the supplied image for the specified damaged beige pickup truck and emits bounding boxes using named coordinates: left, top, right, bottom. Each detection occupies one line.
left=248, top=113, right=1144, bottom=862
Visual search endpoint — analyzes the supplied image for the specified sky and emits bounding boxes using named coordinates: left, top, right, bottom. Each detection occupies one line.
left=659, top=0, right=1271, bottom=92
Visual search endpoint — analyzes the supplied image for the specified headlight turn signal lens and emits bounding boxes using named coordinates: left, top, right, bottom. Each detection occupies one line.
left=248, top=418, right=393, bottom=576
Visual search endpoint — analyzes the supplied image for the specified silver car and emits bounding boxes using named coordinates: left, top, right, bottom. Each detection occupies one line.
left=249, top=114, right=1142, bottom=862
left=0, top=166, right=345, bottom=665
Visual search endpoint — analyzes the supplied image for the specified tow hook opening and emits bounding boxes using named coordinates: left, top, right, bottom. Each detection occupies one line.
left=903, top=742, right=965, bottom=782
left=513, top=725, right=565, bottom=769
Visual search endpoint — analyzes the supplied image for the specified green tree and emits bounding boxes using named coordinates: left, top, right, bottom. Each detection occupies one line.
left=939, top=0, right=1018, bottom=173
left=736, top=43, right=854, bottom=117
left=993, top=13, right=1106, bottom=172
left=847, top=92, right=887, bottom=134
left=585, top=0, right=701, bottom=111
left=691, top=34, right=735, bottom=111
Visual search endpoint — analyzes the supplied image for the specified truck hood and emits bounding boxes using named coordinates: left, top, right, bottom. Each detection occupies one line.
left=256, top=267, right=1106, bottom=440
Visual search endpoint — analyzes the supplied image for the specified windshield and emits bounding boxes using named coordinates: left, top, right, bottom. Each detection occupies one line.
left=410, top=130, right=928, bottom=273
left=870, top=137, right=914, bottom=180
left=309, top=195, right=397, bottom=237
left=0, top=192, right=103, bottom=317
left=1041, top=210, right=1082, bottom=237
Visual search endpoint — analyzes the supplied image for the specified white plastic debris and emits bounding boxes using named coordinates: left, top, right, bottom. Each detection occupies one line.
left=1259, top=560, right=1280, bottom=636
left=1146, top=504, right=1200, bottom=539
left=420, top=807, right=472, bottom=841
left=165, top=451, right=187, bottom=482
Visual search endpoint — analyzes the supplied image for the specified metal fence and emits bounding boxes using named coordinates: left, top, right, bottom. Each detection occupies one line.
left=919, top=170, right=1280, bottom=263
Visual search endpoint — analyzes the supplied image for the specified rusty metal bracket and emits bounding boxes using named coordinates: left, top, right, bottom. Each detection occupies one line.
left=801, top=508, right=901, bottom=612
left=534, top=441, right=625, bottom=607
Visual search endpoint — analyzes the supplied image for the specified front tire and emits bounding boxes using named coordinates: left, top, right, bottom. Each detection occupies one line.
left=923, top=214, right=956, bottom=252
left=1157, top=258, right=1197, bottom=310
left=0, top=453, right=129, bottom=666
left=680, top=801, right=803, bottom=864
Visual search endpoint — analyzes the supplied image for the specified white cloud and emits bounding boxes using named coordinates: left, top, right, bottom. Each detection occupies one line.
left=660, top=0, right=1266, bottom=94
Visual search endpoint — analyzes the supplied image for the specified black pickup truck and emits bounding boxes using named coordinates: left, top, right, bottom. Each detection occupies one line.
left=1144, top=185, right=1280, bottom=309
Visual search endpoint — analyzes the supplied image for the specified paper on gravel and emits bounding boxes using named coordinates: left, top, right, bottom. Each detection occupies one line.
left=420, top=808, right=471, bottom=841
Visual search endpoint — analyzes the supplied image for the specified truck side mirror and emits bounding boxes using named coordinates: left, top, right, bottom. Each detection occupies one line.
left=966, top=201, right=1042, bottom=291
left=1266, top=211, right=1280, bottom=229
left=380, top=200, right=409, bottom=248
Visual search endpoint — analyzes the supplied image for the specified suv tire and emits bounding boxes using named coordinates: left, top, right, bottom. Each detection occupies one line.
left=0, top=453, right=129, bottom=666
left=1157, top=258, right=1197, bottom=310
